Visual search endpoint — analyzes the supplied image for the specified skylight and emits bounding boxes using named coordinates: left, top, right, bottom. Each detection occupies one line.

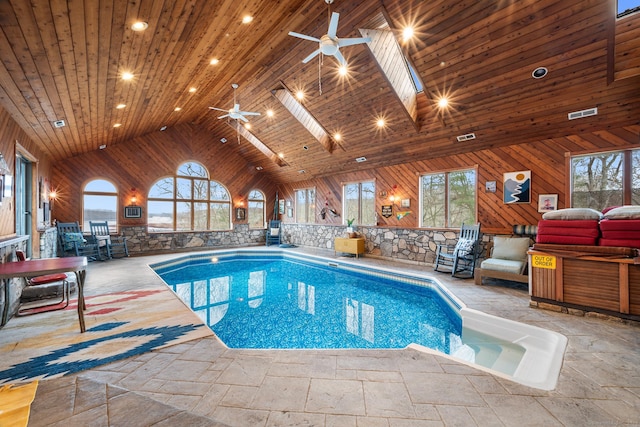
left=618, top=0, right=640, bottom=17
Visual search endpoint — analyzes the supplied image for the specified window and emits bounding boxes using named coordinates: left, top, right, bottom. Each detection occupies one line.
left=571, top=149, right=640, bottom=210
left=247, top=189, right=266, bottom=229
left=147, top=162, right=231, bottom=232
left=83, top=179, right=117, bottom=232
left=343, top=181, right=375, bottom=226
left=295, top=188, right=315, bottom=223
left=420, top=169, right=476, bottom=228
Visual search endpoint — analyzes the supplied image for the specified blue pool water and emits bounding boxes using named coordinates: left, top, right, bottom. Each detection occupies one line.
left=155, top=255, right=465, bottom=353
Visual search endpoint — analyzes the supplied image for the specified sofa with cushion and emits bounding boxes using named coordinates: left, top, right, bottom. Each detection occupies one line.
left=474, top=236, right=531, bottom=285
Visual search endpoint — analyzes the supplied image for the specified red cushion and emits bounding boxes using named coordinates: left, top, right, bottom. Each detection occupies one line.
left=536, top=226, right=600, bottom=238
left=600, top=230, right=640, bottom=239
left=535, top=234, right=598, bottom=245
left=30, top=273, right=68, bottom=285
left=598, top=238, right=640, bottom=249
left=538, top=219, right=600, bottom=229
left=598, top=219, right=640, bottom=231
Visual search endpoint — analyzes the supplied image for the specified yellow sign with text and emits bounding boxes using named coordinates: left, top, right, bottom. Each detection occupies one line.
left=532, top=254, right=556, bottom=269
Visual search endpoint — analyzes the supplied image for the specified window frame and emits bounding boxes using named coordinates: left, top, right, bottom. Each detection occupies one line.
left=342, top=180, right=376, bottom=226
left=294, top=187, right=316, bottom=224
left=419, top=167, right=477, bottom=229
left=147, top=162, right=232, bottom=232
left=82, top=178, right=118, bottom=233
left=247, top=189, right=266, bottom=229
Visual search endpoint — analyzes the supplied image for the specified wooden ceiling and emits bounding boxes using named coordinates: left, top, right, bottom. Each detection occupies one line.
left=0, top=0, right=638, bottom=184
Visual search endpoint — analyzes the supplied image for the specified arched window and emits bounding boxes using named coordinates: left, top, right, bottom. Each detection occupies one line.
left=247, top=189, right=265, bottom=229
left=147, top=162, right=231, bottom=232
left=83, top=179, right=118, bottom=232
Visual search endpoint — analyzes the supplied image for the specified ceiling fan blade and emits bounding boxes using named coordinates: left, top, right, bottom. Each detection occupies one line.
left=333, top=50, right=346, bottom=66
left=239, top=111, right=261, bottom=116
left=232, top=103, right=241, bottom=112
left=302, top=49, right=321, bottom=63
left=337, top=37, right=371, bottom=48
left=327, top=12, right=340, bottom=39
left=217, top=114, right=230, bottom=119
left=288, top=31, right=320, bottom=43
left=237, top=115, right=249, bottom=123
left=209, top=107, right=228, bottom=112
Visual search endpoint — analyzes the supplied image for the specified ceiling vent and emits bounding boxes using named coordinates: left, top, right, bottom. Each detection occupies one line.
left=355, top=156, right=367, bottom=163
left=456, top=133, right=476, bottom=142
left=53, top=119, right=65, bottom=128
left=568, top=107, right=597, bottom=120
left=220, top=138, right=227, bottom=143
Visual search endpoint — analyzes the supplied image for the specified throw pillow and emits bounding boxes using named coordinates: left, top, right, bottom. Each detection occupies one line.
left=603, top=205, right=640, bottom=220
left=270, top=228, right=279, bottom=236
left=63, top=232, right=85, bottom=251
left=542, top=208, right=603, bottom=221
left=455, top=238, right=475, bottom=257
left=491, top=236, right=530, bottom=261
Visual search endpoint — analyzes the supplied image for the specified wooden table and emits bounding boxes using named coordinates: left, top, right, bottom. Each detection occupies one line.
left=0, top=257, right=88, bottom=332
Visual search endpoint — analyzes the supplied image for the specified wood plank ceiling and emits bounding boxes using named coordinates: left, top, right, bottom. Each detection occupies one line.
left=0, top=0, right=638, bottom=184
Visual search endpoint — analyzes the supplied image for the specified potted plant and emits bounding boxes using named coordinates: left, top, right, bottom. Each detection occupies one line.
left=346, top=218, right=356, bottom=237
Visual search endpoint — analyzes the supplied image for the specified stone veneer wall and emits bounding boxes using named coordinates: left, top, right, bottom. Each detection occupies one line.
left=281, top=224, right=490, bottom=265
left=37, top=227, right=57, bottom=259
left=0, top=236, right=29, bottom=325
left=120, top=223, right=266, bottom=254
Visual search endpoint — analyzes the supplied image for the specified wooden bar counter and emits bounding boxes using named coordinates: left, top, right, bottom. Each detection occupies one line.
left=528, top=245, right=640, bottom=318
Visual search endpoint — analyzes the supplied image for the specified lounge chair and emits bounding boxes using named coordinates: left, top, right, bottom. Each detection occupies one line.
left=434, top=223, right=482, bottom=278
left=89, top=221, right=129, bottom=259
left=266, top=220, right=281, bottom=246
left=56, top=221, right=101, bottom=261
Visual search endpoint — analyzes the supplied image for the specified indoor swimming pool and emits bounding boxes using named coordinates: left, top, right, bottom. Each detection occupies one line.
left=151, top=249, right=567, bottom=390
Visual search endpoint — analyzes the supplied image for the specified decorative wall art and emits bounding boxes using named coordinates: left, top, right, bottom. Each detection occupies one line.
left=235, top=207, right=246, bottom=220
left=538, top=194, right=558, bottom=212
left=124, top=206, right=142, bottom=218
left=485, top=181, right=497, bottom=193
left=278, top=199, right=285, bottom=214
left=503, top=171, right=531, bottom=204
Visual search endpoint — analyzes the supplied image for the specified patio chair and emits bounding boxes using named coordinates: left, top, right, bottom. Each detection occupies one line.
left=434, top=223, right=482, bottom=278
left=14, top=250, right=74, bottom=316
left=89, top=221, right=129, bottom=259
left=265, top=220, right=282, bottom=246
left=474, top=236, right=531, bottom=285
left=56, top=221, right=101, bottom=261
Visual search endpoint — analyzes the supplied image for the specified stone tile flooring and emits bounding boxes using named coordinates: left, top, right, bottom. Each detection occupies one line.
left=19, top=248, right=640, bottom=426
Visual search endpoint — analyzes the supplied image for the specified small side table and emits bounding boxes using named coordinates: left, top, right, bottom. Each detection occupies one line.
left=334, top=237, right=365, bottom=258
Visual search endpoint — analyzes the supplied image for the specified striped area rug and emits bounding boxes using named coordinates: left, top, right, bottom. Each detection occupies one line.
left=0, top=288, right=213, bottom=384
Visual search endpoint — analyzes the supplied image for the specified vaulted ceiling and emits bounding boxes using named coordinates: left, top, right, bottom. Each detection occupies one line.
left=0, top=0, right=638, bottom=184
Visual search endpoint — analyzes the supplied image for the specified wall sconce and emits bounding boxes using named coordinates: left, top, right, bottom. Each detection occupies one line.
left=236, top=196, right=245, bottom=207
left=129, top=188, right=138, bottom=206
left=388, top=185, right=398, bottom=203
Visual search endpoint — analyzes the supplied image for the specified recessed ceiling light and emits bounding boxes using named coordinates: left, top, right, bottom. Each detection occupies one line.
left=131, top=21, right=148, bottom=31
left=121, top=71, right=134, bottom=81
left=266, top=109, right=274, bottom=117
left=376, top=119, right=385, bottom=128
left=174, top=107, right=181, bottom=111
left=160, top=125, right=167, bottom=131
left=298, top=169, right=306, bottom=174
left=402, top=27, right=414, bottom=41
left=244, top=123, right=251, bottom=129
left=53, top=119, right=65, bottom=128
left=210, top=58, right=219, bottom=65
left=296, top=90, right=304, bottom=100
left=438, top=97, right=449, bottom=108
left=99, top=144, right=107, bottom=149
left=303, top=145, right=309, bottom=150
left=188, top=87, right=197, bottom=93
left=333, top=133, right=341, bottom=141
left=116, top=103, right=126, bottom=109
left=113, top=123, right=122, bottom=128
left=532, top=67, right=548, bottom=79
left=279, top=153, right=285, bottom=159
left=256, top=166, right=263, bottom=171
left=355, top=157, right=367, bottom=163
left=242, top=15, right=253, bottom=24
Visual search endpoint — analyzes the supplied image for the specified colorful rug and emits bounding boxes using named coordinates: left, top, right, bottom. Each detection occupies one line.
left=0, top=288, right=213, bottom=385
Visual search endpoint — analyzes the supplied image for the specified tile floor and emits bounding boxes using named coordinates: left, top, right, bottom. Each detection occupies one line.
left=19, top=247, right=640, bottom=426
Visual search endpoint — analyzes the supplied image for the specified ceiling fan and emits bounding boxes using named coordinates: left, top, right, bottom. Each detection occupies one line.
left=209, top=83, right=260, bottom=123
left=288, top=0, right=370, bottom=67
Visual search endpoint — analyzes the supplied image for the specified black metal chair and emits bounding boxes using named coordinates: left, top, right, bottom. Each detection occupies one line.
left=56, top=221, right=101, bottom=261
left=434, top=223, right=482, bottom=278
left=265, top=220, right=282, bottom=246
left=89, top=221, right=129, bottom=259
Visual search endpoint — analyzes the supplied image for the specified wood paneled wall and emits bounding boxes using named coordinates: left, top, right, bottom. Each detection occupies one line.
left=278, top=126, right=640, bottom=234
left=51, top=123, right=278, bottom=227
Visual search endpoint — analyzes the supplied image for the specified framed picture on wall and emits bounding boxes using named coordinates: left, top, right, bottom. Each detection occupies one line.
left=279, top=199, right=285, bottom=214
left=503, top=171, right=531, bottom=204
left=124, top=206, right=142, bottom=218
left=235, top=207, right=246, bottom=220
left=538, top=194, right=558, bottom=212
